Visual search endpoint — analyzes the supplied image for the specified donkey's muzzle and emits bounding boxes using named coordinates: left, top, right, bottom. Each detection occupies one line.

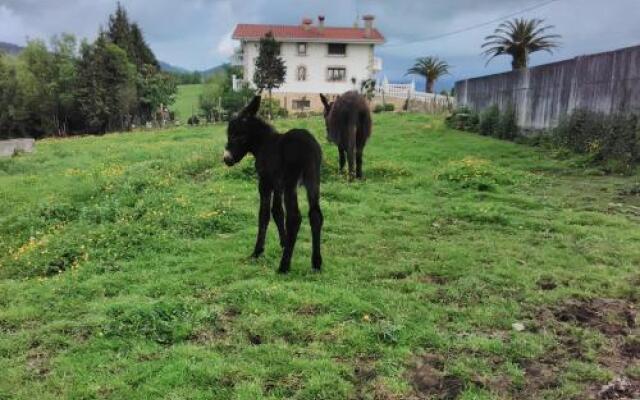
left=223, top=150, right=235, bottom=166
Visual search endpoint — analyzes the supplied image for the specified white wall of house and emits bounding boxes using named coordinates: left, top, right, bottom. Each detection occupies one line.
left=241, top=41, right=377, bottom=94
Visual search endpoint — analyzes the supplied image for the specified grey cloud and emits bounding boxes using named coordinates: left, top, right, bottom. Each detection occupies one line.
left=1, top=0, right=638, bottom=83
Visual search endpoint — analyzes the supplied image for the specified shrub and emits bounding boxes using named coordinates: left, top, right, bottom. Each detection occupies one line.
left=187, top=115, right=200, bottom=126
left=257, top=98, right=287, bottom=119
left=497, top=104, right=518, bottom=140
left=445, top=106, right=479, bottom=132
left=383, top=103, right=395, bottom=112
left=600, top=113, right=640, bottom=171
left=479, top=105, right=500, bottom=136
left=373, top=104, right=385, bottom=114
left=221, top=88, right=254, bottom=117
left=554, top=109, right=605, bottom=153
left=554, top=109, right=640, bottom=173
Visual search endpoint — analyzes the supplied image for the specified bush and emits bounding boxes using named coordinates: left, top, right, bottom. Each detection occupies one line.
left=554, top=109, right=605, bottom=153
left=555, top=109, right=640, bottom=172
left=445, top=107, right=479, bottom=132
left=373, top=104, right=385, bottom=114
left=600, top=113, right=639, bottom=171
left=497, top=104, right=518, bottom=140
left=479, top=105, right=500, bottom=136
left=187, top=115, right=200, bottom=126
left=383, top=103, right=395, bottom=112
left=257, top=98, right=287, bottom=119
left=221, top=88, right=254, bottom=117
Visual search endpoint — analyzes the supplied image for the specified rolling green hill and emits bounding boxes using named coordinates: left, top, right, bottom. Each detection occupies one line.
left=172, top=84, right=203, bottom=120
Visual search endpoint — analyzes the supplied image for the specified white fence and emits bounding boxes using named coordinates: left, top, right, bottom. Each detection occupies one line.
left=376, top=78, right=455, bottom=108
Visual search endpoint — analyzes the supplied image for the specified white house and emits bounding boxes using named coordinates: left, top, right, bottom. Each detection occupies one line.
left=232, top=15, right=385, bottom=112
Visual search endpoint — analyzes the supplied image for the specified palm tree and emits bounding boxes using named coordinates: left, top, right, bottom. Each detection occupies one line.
left=406, top=57, right=451, bottom=93
left=482, top=18, right=560, bottom=70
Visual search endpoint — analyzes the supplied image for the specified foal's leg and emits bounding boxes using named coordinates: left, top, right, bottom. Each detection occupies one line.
left=355, top=147, right=364, bottom=179
left=278, top=184, right=302, bottom=274
left=306, top=182, right=323, bottom=271
left=271, top=189, right=286, bottom=249
left=346, top=145, right=356, bottom=181
left=252, top=180, right=272, bottom=258
left=338, top=148, right=346, bottom=172
left=346, top=127, right=357, bottom=180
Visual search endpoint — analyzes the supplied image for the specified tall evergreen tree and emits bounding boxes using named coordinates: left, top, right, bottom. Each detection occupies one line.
left=107, top=2, right=134, bottom=57
left=75, top=34, right=136, bottom=133
left=253, top=32, right=286, bottom=119
left=130, top=23, right=159, bottom=69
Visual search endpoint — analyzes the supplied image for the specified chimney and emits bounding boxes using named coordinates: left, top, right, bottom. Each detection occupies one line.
left=302, top=17, right=313, bottom=31
left=363, top=15, right=375, bottom=38
left=318, top=15, right=325, bottom=32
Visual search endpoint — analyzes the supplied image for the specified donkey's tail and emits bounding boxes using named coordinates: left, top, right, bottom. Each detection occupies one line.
left=302, top=139, right=322, bottom=199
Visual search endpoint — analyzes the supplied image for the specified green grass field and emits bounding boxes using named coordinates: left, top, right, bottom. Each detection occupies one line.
left=172, top=84, right=204, bottom=121
left=1, top=114, right=639, bottom=399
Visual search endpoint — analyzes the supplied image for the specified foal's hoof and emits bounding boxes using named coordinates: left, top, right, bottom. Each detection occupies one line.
left=250, top=249, right=264, bottom=259
left=277, top=260, right=291, bottom=274
left=277, top=266, right=290, bottom=274
left=312, top=255, right=322, bottom=271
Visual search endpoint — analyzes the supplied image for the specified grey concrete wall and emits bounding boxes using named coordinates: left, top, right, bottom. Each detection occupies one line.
left=455, top=45, right=640, bottom=131
left=0, top=138, right=35, bottom=157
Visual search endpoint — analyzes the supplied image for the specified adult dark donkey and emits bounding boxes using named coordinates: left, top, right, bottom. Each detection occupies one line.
left=319, top=91, right=372, bottom=179
left=223, top=96, right=323, bottom=273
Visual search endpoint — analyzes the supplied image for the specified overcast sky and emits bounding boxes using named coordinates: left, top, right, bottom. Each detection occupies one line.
left=1, top=0, right=639, bottom=91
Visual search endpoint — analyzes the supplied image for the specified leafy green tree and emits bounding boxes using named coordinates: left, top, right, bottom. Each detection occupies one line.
left=18, top=39, right=58, bottom=137
left=406, top=56, right=450, bottom=93
left=482, top=18, right=560, bottom=70
left=253, top=32, right=286, bottom=119
left=199, top=82, right=223, bottom=122
left=75, top=34, right=136, bottom=133
left=0, top=54, right=28, bottom=139
left=137, top=64, right=177, bottom=122
left=50, top=34, right=78, bottom=135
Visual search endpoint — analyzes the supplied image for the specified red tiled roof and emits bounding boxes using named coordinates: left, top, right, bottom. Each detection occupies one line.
left=232, top=24, right=385, bottom=43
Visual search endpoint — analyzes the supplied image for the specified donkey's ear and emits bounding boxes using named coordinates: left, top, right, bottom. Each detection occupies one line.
left=319, top=94, right=330, bottom=110
left=241, top=96, right=261, bottom=117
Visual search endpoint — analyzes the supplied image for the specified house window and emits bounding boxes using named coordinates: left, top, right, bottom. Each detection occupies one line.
left=297, top=66, right=307, bottom=81
left=327, top=67, right=347, bottom=82
left=297, top=43, right=307, bottom=56
left=328, top=43, right=347, bottom=56
left=292, top=98, right=311, bottom=110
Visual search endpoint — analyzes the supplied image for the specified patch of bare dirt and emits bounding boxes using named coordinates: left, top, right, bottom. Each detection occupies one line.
left=554, top=298, right=636, bottom=336
left=352, top=357, right=379, bottom=400
left=25, top=349, right=50, bottom=378
left=597, top=377, right=640, bottom=400
left=536, top=276, right=558, bottom=291
left=418, top=274, right=449, bottom=285
left=295, top=303, right=325, bottom=316
left=248, top=333, right=262, bottom=345
left=408, top=355, right=464, bottom=400
left=190, top=306, right=240, bottom=345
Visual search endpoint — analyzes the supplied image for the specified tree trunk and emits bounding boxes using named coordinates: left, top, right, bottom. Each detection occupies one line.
left=427, top=79, right=434, bottom=94
left=268, top=88, right=273, bottom=120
